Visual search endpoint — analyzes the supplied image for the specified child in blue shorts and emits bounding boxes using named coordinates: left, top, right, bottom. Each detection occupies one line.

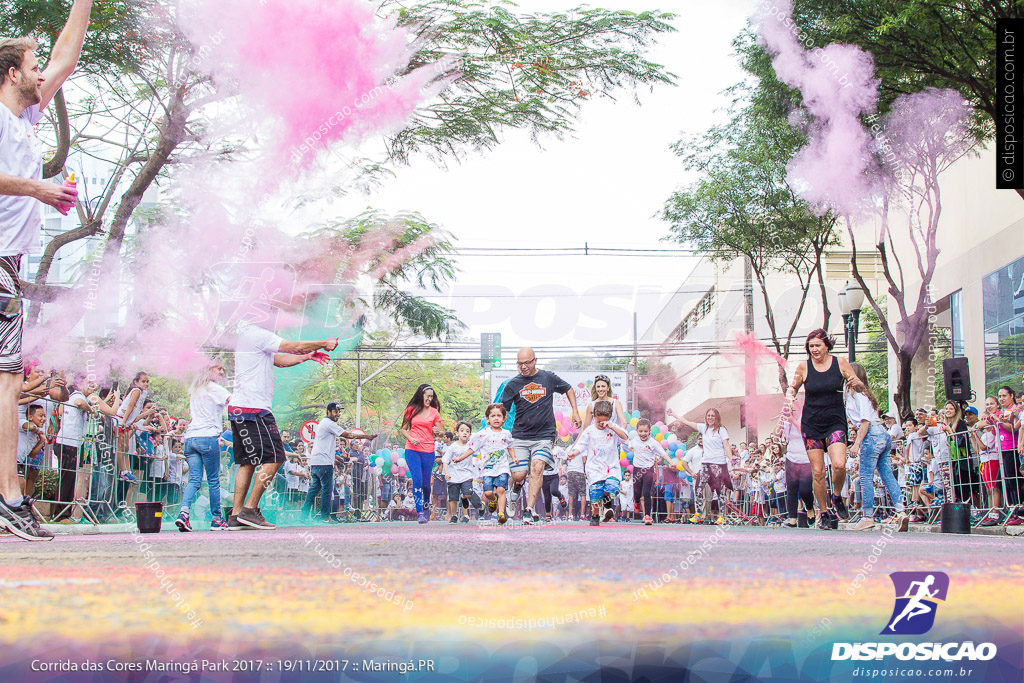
left=567, top=400, right=630, bottom=526
left=465, top=404, right=518, bottom=525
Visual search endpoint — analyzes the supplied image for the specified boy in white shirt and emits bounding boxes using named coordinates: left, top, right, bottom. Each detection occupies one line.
left=464, top=404, right=517, bottom=525
left=566, top=401, right=629, bottom=526
left=442, top=421, right=479, bottom=524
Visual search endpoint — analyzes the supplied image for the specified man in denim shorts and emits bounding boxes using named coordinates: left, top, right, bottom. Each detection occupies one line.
left=500, top=347, right=581, bottom=524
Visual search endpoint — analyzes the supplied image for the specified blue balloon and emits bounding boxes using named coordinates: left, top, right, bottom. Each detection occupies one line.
left=631, top=410, right=641, bottom=419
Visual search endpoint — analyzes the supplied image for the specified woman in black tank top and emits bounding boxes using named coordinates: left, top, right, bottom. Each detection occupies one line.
left=785, top=329, right=863, bottom=529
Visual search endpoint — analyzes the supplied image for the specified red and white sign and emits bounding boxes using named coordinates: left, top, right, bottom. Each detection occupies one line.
left=300, top=420, right=318, bottom=444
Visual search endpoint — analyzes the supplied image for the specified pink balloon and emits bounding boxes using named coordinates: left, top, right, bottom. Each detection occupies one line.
left=390, top=454, right=399, bottom=463
left=627, top=465, right=634, bottom=472
left=619, top=457, right=628, bottom=466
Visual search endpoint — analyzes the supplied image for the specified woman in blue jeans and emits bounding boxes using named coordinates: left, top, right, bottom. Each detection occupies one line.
left=845, top=363, right=908, bottom=532
left=400, top=384, right=444, bottom=524
left=176, top=361, right=231, bottom=532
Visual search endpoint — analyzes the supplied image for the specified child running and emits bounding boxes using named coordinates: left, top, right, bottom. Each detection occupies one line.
left=628, top=418, right=666, bottom=526
left=467, top=404, right=517, bottom=525
left=442, top=421, right=480, bottom=524
left=567, top=400, right=629, bottom=527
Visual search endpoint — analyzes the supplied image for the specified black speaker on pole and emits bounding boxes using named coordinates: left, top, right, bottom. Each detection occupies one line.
left=942, top=357, right=971, bottom=403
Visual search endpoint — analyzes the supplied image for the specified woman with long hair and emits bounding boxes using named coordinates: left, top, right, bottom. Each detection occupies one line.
left=400, top=383, right=443, bottom=524
left=992, top=386, right=1022, bottom=524
left=844, top=363, right=907, bottom=531
left=672, top=407, right=732, bottom=525
left=786, top=329, right=862, bottom=530
left=176, top=360, right=231, bottom=532
left=580, top=374, right=627, bottom=431
left=114, top=371, right=150, bottom=484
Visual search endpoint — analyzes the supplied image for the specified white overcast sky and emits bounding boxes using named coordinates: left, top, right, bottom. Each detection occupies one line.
left=331, top=0, right=755, bottom=353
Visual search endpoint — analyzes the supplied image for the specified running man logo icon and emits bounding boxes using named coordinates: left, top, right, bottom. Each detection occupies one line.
left=881, top=572, right=949, bottom=635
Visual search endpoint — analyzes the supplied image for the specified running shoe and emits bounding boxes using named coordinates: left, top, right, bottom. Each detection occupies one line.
left=488, top=499, right=497, bottom=512
left=603, top=508, right=614, bottom=523
left=175, top=510, right=192, bottom=533
left=589, top=515, right=600, bottom=527
left=237, top=507, right=274, bottom=530
left=644, top=515, right=653, bottom=526
left=460, top=515, right=470, bottom=524
left=817, top=511, right=836, bottom=530
left=832, top=495, right=850, bottom=520
left=1007, top=510, right=1023, bottom=527
left=120, top=470, right=138, bottom=483
left=449, top=515, right=458, bottom=524
left=979, top=512, right=1001, bottom=527
left=497, top=511, right=508, bottom=525
left=782, top=520, right=798, bottom=528
left=210, top=518, right=229, bottom=531
left=417, top=511, right=429, bottom=524
left=22, top=496, right=45, bottom=524
left=893, top=511, right=909, bottom=532
left=508, top=486, right=521, bottom=504
left=528, top=507, right=540, bottom=523
left=850, top=517, right=876, bottom=531
left=0, top=495, right=53, bottom=541
left=714, top=515, right=725, bottom=525
left=688, top=513, right=704, bottom=524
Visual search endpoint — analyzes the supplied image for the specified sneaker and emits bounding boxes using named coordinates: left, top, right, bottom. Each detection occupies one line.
left=893, top=511, right=909, bottom=532
left=449, top=515, right=458, bottom=524
left=175, top=510, right=192, bottom=533
left=979, top=512, right=1001, bottom=527
left=22, top=496, right=45, bottom=524
left=818, top=511, right=835, bottom=530
left=851, top=517, right=876, bottom=531
left=528, top=507, right=540, bottom=523
left=417, top=511, right=429, bottom=524
left=508, top=487, right=521, bottom=504
left=254, top=507, right=276, bottom=529
left=0, top=495, right=54, bottom=541
left=714, top=515, right=725, bottom=525
left=227, top=515, right=246, bottom=530
left=210, top=518, right=229, bottom=531
left=1007, top=511, right=1023, bottom=527
left=644, top=515, right=653, bottom=526
left=237, top=507, right=274, bottom=530
left=460, top=515, right=470, bottom=524
left=688, top=513, right=704, bottom=524
left=589, top=515, right=600, bottom=527
left=497, top=511, right=508, bottom=525
left=603, top=508, right=614, bottom=523
left=119, top=470, right=138, bottom=483
left=832, top=495, right=849, bottom=520
left=488, top=499, right=497, bottom=512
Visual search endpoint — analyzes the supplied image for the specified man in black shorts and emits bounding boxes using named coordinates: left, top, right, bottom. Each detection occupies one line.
left=0, top=4, right=91, bottom=541
left=228, top=322, right=338, bottom=530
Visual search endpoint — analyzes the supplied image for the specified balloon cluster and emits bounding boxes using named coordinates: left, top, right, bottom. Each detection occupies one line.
left=372, top=449, right=409, bottom=478
left=619, top=412, right=691, bottom=478
left=554, top=410, right=580, bottom=442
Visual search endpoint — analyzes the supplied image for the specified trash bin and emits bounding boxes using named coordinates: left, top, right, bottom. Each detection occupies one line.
left=135, top=502, right=164, bottom=533
left=939, top=502, right=971, bottom=534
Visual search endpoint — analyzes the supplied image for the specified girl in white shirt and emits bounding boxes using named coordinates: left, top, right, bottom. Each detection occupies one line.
left=845, top=363, right=906, bottom=531
left=671, top=408, right=733, bottom=525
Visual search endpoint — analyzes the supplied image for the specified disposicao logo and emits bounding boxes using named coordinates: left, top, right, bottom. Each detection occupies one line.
left=882, top=571, right=949, bottom=635
left=831, top=572, right=997, bottom=662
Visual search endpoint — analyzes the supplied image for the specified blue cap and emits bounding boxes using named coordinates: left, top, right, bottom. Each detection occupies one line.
left=965, top=407, right=979, bottom=415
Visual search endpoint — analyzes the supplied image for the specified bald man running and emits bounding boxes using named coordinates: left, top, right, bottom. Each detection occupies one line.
left=501, top=347, right=581, bottom=523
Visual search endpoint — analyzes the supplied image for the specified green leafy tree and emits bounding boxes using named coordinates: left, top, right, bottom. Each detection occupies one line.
left=662, top=66, right=839, bottom=390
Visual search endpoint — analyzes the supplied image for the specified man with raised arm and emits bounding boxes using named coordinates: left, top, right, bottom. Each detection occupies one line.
left=0, top=2, right=90, bottom=541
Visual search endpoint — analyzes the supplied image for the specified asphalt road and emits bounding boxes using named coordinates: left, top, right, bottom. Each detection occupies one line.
left=1, top=520, right=1021, bottom=682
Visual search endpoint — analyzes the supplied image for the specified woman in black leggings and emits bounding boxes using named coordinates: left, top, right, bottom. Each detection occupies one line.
left=786, top=329, right=861, bottom=529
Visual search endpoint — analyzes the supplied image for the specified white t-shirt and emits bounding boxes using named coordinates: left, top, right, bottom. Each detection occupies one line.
left=167, top=448, right=186, bottom=485
left=887, top=422, right=904, bottom=441
left=150, top=442, right=166, bottom=479
left=184, top=382, right=230, bottom=439
left=781, top=422, right=810, bottom=464
left=469, top=427, right=514, bottom=478
left=979, top=429, right=1000, bottom=463
left=905, top=432, right=928, bottom=464
left=443, top=441, right=477, bottom=484
left=566, top=440, right=585, bottom=474
left=926, top=426, right=950, bottom=463
left=845, top=390, right=880, bottom=426
left=629, top=436, right=665, bottom=469
left=55, top=391, right=89, bottom=448
left=230, top=324, right=283, bottom=411
left=308, top=417, right=343, bottom=466
left=774, top=468, right=786, bottom=493
left=682, top=445, right=704, bottom=474
left=284, top=460, right=302, bottom=489
left=618, top=477, right=634, bottom=504
left=697, top=423, right=729, bottom=464
left=572, top=424, right=624, bottom=487
left=0, top=104, right=44, bottom=256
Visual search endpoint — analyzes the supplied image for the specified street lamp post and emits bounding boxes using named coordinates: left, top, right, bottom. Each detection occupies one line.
left=838, top=280, right=865, bottom=363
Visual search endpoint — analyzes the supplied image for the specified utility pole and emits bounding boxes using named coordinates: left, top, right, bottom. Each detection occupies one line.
left=743, top=256, right=757, bottom=444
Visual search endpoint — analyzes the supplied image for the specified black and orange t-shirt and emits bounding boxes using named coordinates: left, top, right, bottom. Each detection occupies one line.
left=500, top=370, right=572, bottom=441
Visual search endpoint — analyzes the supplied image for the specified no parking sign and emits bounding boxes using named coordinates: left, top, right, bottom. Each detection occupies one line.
left=300, top=420, right=318, bottom=443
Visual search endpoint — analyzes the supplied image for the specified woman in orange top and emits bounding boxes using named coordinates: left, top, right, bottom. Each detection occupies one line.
left=401, top=384, right=443, bottom=524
